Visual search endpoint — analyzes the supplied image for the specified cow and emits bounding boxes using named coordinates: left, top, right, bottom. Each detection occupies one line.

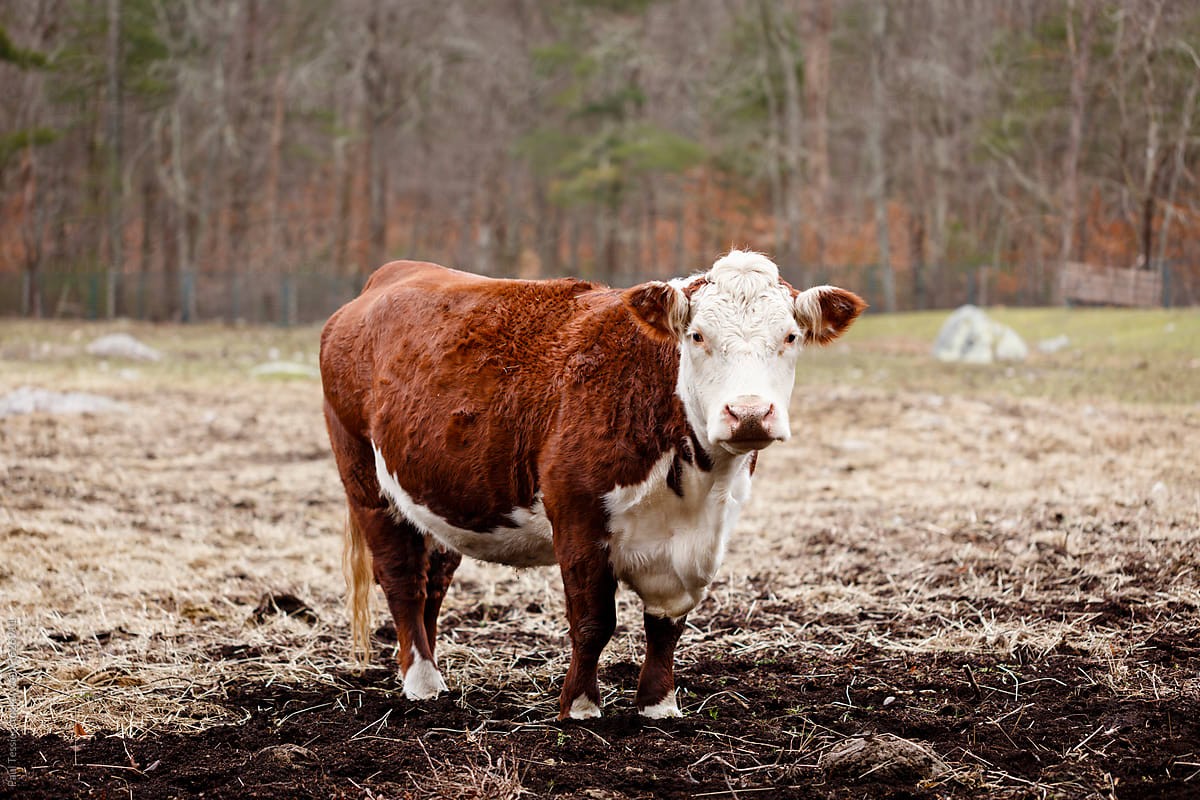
left=319, top=250, right=865, bottom=720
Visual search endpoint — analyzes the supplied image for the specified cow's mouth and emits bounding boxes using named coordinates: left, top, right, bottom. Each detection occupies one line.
left=718, top=436, right=781, bottom=454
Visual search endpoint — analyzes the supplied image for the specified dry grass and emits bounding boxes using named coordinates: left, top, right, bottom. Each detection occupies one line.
left=1, top=311, right=1198, bottom=796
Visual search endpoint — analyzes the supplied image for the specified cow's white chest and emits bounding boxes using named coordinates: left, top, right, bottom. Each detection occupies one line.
left=372, top=441, right=556, bottom=567
left=604, top=450, right=752, bottom=619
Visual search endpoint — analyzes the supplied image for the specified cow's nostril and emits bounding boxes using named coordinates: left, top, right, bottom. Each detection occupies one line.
left=724, top=404, right=741, bottom=422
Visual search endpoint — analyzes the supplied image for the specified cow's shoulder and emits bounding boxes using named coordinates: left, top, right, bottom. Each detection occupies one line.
left=540, top=296, right=691, bottom=501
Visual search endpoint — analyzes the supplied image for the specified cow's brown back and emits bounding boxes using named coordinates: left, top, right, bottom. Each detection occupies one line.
left=320, top=260, right=639, bottom=532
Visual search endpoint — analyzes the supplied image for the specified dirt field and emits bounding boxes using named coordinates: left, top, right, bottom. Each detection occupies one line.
left=2, top=314, right=1198, bottom=799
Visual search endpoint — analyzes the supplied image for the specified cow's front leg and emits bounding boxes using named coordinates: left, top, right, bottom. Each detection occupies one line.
left=423, top=545, right=462, bottom=659
left=556, top=542, right=617, bottom=720
left=636, top=612, right=686, bottom=718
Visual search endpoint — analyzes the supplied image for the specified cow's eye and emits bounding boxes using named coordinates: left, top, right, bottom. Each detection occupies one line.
left=785, top=332, right=798, bottom=344
left=690, top=332, right=704, bottom=344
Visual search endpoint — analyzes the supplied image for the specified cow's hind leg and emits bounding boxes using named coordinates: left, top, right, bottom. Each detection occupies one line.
left=325, top=401, right=449, bottom=700
left=636, top=613, right=686, bottom=718
left=359, top=509, right=448, bottom=700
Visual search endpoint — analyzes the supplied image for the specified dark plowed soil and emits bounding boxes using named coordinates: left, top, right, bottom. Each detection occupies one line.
left=6, top=645, right=1198, bottom=799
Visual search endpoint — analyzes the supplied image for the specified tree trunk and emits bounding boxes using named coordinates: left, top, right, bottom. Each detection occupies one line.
left=674, top=194, right=688, bottom=275
left=168, top=107, right=190, bottom=321
left=532, top=179, right=556, bottom=277
left=264, top=67, right=288, bottom=269
left=760, top=0, right=802, bottom=274
left=362, top=0, right=388, bottom=273
left=804, top=0, right=832, bottom=268
left=106, top=0, right=124, bottom=318
left=644, top=180, right=658, bottom=275
left=138, top=168, right=158, bottom=319
left=1155, top=79, right=1198, bottom=304
left=332, top=86, right=353, bottom=276
left=568, top=213, right=581, bottom=276
left=227, top=0, right=259, bottom=320
left=757, top=0, right=784, bottom=263
left=1138, top=0, right=1165, bottom=271
left=1055, top=0, right=1094, bottom=303
left=868, top=3, right=896, bottom=312
left=909, top=211, right=927, bottom=310
left=628, top=197, right=641, bottom=280
left=20, top=147, right=43, bottom=318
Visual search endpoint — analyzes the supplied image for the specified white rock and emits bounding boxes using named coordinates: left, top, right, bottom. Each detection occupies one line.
left=86, top=333, right=163, bottom=362
left=932, top=305, right=1027, bottom=364
left=0, top=386, right=127, bottom=417
left=249, top=361, right=319, bottom=379
left=1038, top=334, right=1071, bottom=353
left=995, top=327, right=1029, bottom=361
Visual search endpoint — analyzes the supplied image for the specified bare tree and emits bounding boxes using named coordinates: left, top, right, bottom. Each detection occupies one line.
left=105, top=0, right=123, bottom=318
left=868, top=2, right=895, bottom=312
left=803, top=0, right=832, bottom=269
left=1054, top=0, right=1095, bottom=304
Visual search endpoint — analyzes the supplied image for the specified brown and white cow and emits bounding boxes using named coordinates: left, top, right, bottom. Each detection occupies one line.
left=319, top=251, right=865, bottom=720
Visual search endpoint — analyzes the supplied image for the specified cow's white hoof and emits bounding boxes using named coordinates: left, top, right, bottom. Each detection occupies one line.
left=402, top=657, right=448, bottom=700
left=638, top=690, right=682, bottom=719
left=568, top=694, right=602, bottom=719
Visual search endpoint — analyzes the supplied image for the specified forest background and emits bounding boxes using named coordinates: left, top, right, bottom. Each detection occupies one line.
left=2, top=0, right=1198, bottom=324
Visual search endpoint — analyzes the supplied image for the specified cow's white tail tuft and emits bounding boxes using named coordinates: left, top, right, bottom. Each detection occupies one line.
left=342, top=509, right=373, bottom=664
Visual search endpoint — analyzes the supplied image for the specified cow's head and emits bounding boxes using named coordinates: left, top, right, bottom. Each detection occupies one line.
left=624, top=250, right=866, bottom=455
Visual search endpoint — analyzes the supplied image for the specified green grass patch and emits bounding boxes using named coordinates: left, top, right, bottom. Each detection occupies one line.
left=800, top=307, right=1200, bottom=405
left=1, top=308, right=1197, bottom=405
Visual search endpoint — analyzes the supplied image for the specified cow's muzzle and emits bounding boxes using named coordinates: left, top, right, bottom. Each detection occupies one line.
left=719, top=396, right=783, bottom=452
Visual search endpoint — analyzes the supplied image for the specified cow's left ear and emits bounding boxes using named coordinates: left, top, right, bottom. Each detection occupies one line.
left=623, top=281, right=689, bottom=341
left=793, top=286, right=868, bottom=346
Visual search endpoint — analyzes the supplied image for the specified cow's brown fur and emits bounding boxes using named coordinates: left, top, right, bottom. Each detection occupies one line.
left=320, top=259, right=863, bottom=719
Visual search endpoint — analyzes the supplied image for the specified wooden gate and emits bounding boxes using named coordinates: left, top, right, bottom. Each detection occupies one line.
left=1060, top=262, right=1162, bottom=307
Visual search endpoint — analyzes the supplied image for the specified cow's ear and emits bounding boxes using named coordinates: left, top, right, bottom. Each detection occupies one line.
left=793, top=286, right=867, bottom=346
left=623, top=281, right=689, bottom=341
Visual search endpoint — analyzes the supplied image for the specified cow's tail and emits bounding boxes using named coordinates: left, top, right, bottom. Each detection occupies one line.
left=342, top=508, right=373, bottom=664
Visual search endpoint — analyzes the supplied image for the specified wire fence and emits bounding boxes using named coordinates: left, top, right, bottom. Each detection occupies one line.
left=1, top=261, right=1194, bottom=325
left=0, top=269, right=364, bottom=326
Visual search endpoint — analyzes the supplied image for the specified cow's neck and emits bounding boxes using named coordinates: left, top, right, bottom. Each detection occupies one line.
left=700, top=437, right=754, bottom=484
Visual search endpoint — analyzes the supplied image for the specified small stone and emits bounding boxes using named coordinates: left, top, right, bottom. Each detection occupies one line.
left=0, top=386, right=127, bottom=417
left=250, top=361, right=319, bottom=379
left=86, top=333, right=163, bottom=362
left=1038, top=334, right=1071, bottom=353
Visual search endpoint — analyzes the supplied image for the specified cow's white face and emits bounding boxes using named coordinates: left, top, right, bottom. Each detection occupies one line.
left=624, top=251, right=866, bottom=456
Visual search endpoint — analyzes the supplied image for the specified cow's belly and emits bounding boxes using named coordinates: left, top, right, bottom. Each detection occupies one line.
left=604, top=451, right=751, bottom=619
left=372, top=442, right=556, bottom=567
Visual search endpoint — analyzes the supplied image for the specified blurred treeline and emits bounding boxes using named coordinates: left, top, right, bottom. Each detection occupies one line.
left=2, top=0, right=1199, bottom=322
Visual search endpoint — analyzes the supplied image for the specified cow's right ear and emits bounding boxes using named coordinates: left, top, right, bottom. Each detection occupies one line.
left=623, top=281, right=689, bottom=341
